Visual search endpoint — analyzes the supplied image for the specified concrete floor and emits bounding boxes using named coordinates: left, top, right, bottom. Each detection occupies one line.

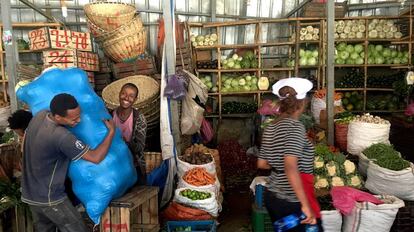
left=217, top=191, right=252, bottom=232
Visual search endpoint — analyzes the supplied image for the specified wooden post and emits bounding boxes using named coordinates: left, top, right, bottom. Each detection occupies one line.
left=326, top=0, right=335, bottom=145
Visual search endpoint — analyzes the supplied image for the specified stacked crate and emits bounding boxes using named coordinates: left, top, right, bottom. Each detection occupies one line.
left=94, top=57, right=112, bottom=96
left=251, top=184, right=273, bottom=232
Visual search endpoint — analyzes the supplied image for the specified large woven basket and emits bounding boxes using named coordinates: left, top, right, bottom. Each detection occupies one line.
left=86, top=18, right=107, bottom=38
left=102, top=27, right=147, bottom=63
left=84, top=2, right=136, bottom=32
left=95, top=15, right=143, bottom=43
left=102, top=75, right=159, bottom=110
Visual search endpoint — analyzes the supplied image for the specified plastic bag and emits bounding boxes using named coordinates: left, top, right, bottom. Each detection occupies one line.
left=331, top=186, right=383, bottom=215
left=181, top=69, right=208, bottom=104
left=347, top=121, right=390, bottom=155
left=343, top=195, right=404, bottom=232
left=173, top=188, right=219, bottom=217
left=257, top=99, right=279, bottom=116
left=164, top=74, right=187, bottom=100
left=365, top=161, right=414, bottom=201
left=311, top=97, right=342, bottom=124
left=200, top=119, right=214, bottom=143
left=16, top=68, right=137, bottom=224
left=181, top=94, right=204, bottom=135
left=321, top=210, right=342, bottom=232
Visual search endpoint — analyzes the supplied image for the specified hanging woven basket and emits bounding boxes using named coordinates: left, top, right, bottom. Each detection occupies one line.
left=84, top=2, right=136, bottom=32
left=102, top=75, right=159, bottom=110
left=102, top=27, right=147, bottom=63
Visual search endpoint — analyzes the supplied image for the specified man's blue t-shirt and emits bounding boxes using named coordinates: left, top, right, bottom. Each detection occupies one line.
left=21, top=110, right=89, bottom=206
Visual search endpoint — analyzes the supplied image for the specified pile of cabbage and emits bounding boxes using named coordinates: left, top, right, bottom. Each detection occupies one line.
left=314, top=144, right=363, bottom=190
left=334, top=19, right=366, bottom=40
left=221, top=73, right=258, bottom=92
left=299, top=48, right=319, bottom=66
left=291, top=25, right=320, bottom=41
left=200, top=75, right=218, bottom=92
left=334, top=19, right=403, bottom=40
left=367, top=44, right=409, bottom=65
left=335, top=42, right=365, bottom=65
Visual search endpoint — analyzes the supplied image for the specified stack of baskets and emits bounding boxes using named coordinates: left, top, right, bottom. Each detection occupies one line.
left=102, top=75, right=160, bottom=134
left=84, top=2, right=147, bottom=63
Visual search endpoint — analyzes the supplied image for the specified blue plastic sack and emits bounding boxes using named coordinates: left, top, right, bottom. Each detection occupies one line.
left=16, top=67, right=137, bottom=224
left=147, top=160, right=168, bottom=201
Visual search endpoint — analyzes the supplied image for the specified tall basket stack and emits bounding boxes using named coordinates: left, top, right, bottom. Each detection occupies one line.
left=84, top=2, right=147, bottom=63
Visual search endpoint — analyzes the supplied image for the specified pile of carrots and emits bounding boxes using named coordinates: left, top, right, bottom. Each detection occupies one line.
left=314, top=88, right=342, bottom=101
left=183, top=167, right=216, bottom=186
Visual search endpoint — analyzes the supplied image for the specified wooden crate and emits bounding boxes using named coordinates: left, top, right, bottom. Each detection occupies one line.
left=29, top=27, right=92, bottom=51
left=100, top=186, right=159, bottom=232
left=0, top=143, right=20, bottom=179
left=111, top=57, right=157, bottom=79
left=42, top=50, right=99, bottom=71
left=300, top=2, right=347, bottom=18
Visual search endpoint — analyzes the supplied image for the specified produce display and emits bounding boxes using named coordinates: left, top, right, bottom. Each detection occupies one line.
left=190, top=33, right=218, bottom=47
left=179, top=149, right=213, bottom=165
left=222, top=101, right=257, bottom=114
left=314, top=144, right=363, bottom=190
left=16, top=38, right=29, bottom=50
left=292, top=25, right=320, bottom=41
left=221, top=51, right=258, bottom=69
left=1, top=131, right=14, bottom=144
left=341, top=91, right=364, bottom=111
left=366, top=94, right=400, bottom=111
left=335, top=42, right=365, bottom=65
left=199, top=75, right=217, bottom=92
left=174, top=226, right=192, bottom=232
left=221, top=73, right=259, bottom=92
left=367, top=44, right=409, bottom=65
left=367, top=19, right=403, bottom=39
left=179, top=189, right=212, bottom=201
left=334, top=19, right=366, bottom=40
left=352, top=113, right=389, bottom=124
left=314, top=89, right=343, bottom=101
left=363, top=143, right=410, bottom=171
left=183, top=167, right=216, bottom=186
left=335, top=68, right=364, bottom=88
left=299, top=48, right=319, bottom=66
left=196, top=60, right=218, bottom=69
left=335, top=112, right=355, bottom=124
left=367, top=71, right=404, bottom=88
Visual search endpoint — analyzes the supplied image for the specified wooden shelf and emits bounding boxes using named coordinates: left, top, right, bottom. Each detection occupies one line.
left=220, top=90, right=271, bottom=96
left=298, top=40, right=320, bottom=44
left=259, top=41, right=295, bottom=47
left=335, top=65, right=365, bottom=68
left=262, top=67, right=295, bottom=71
left=366, top=88, right=394, bottom=91
left=220, top=68, right=259, bottom=73
left=335, top=39, right=365, bottom=43
left=197, top=69, right=219, bottom=73
left=298, top=65, right=319, bottom=69
left=367, top=64, right=409, bottom=67
left=335, top=88, right=364, bottom=91
left=207, top=93, right=220, bottom=96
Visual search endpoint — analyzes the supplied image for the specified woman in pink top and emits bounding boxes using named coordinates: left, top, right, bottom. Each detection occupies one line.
left=113, top=83, right=147, bottom=184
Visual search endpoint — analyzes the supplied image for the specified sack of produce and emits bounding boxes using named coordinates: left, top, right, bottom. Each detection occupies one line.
left=343, top=195, right=404, bottom=232
left=178, top=167, right=220, bottom=196
left=321, top=210, right=342, bottom=232
left=366, top=161, right=414, bottom=201
left=178, top=145, right=216, bottom=177
left=347, top=114, right=390, bottom=155
left=174, top=188, right=219, bottom=217
left=162, top=202, right=213, bottom=221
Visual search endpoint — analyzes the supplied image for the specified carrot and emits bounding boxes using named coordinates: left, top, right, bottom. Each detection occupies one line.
left=183, top=167, right=216, bottom=186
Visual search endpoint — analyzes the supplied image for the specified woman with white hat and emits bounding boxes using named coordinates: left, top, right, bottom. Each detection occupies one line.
left=257, top=77, right=322, bottom=231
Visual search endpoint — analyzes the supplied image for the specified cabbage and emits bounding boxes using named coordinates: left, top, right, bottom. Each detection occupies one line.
left=391, top=50, right=398, bottom=58
left=339, top=51, right=350, bottom=60
left=350, top=52, right=359, bottom=60
left=354, top=44, right=364, bottom=53
left=336, top=58, right=345, bottom=64
left=346, top=44, right=354, bottom=53
left=231, top=79, right=239, bottom=87
left=307, top=57, right=317, bottom=66
left=367, top=57, right=374, bottom=64
left=312, top=50, right=319, bottom=58
left=355, top=57, right=364, bottom=65
left=382, top=48, right=391, bottom=57
left=375, top=44, right=383, bottom=51
left=393, top=58, right=401, bottom=64
left=305, top=50, right=313, bottom=58
left=346, top=59, right=355, bottom=65
left=299, top=49, right=306, bottom=57
left=337, top=42, right=347, bottom=51
left=299, top=58, right=307, bottom=66
left=375, top=56, right=384, bottom=64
